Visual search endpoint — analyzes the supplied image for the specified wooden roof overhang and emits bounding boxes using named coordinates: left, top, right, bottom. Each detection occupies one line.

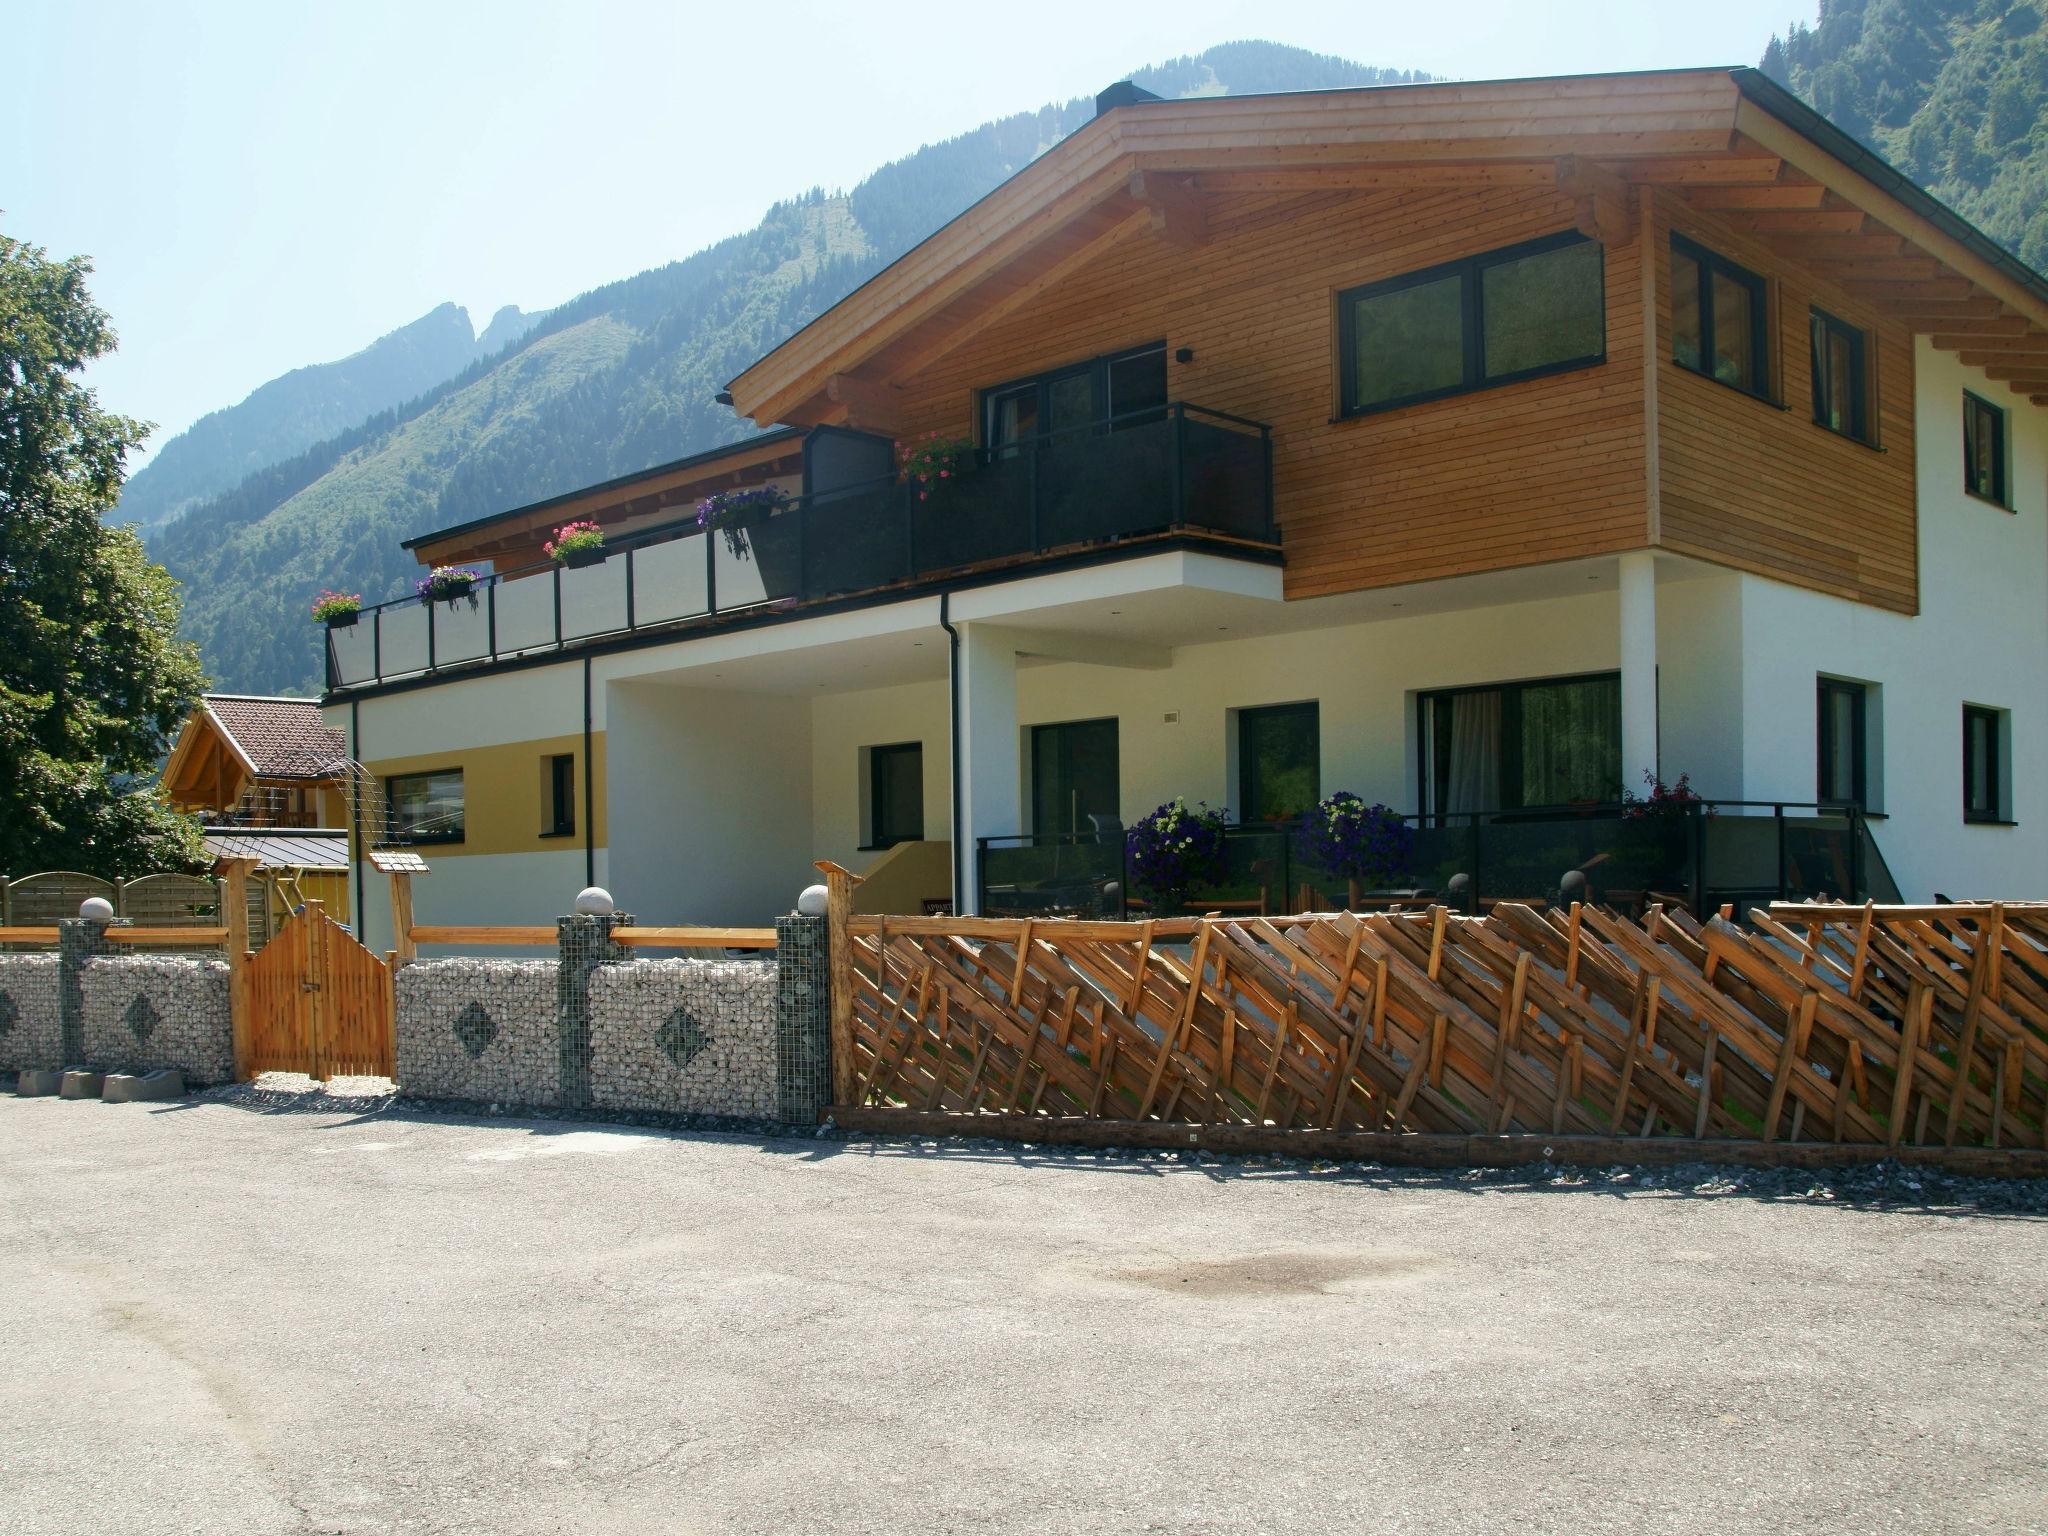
left=726, top=67, right=2048, bottom=428
left=404, top=430, right=806, bottom=570
left=161, top=705, right=261, bottom=813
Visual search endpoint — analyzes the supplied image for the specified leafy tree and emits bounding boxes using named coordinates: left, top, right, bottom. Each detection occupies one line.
left=0, top=232, right=209, bottom=878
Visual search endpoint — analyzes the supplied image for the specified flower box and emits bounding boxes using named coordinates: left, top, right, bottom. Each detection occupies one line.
left=324, top=609, right=359, bottom=630
left=560, top=544, right=605, bottom=569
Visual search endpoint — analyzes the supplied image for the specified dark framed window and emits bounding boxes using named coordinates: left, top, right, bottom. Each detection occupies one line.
left=1417, top=673, right=1623, bottom=816
left=1964, top=391, right=2008, bottom=506
left=386, top=768, right=464, bottom=844
left=1338, top=229, right=1605, bottom=417
left=1816, top=679, right=1868, bottom=808
left=544, top=754, right=575, bottom=837
left=867, top=743, right=924, bottom=848
left=1671, top=234, right=1771, bottom=399
left=1809, top=307, right=1869, bottom=442
left=1031, top=718, right=1120, bottom=837
left=983, top=342, right=1167, bottom=454
left=1238, top=703, right=1320, bottom=824
left=1963, top=706, right=2006, bottom=824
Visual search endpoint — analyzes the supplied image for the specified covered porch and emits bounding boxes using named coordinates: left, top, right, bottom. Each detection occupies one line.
left=595, top=548, right=1890, bottom=925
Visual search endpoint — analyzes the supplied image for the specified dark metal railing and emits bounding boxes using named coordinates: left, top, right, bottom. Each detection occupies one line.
left=975, top=800, right=1900, bottom=919
left=326, top=402, right=1275, bottom=692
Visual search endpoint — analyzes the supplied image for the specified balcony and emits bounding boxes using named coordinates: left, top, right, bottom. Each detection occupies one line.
left=327, top=403, right=1274, bottom=692
left=977, top=802, right=1902, bottom=921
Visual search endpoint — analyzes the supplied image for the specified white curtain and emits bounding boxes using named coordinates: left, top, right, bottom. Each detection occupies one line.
left=1445, top=691, right=1501, bottom=814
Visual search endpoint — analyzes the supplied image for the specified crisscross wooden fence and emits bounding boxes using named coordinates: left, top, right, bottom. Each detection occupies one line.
left=821, top=867, right=2048, bottom=1172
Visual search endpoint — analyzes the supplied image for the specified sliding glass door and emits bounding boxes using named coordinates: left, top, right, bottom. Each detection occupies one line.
left=1420, top=673, right=1623, bottom=815
left=1031, top=719, right=1120, bottom=837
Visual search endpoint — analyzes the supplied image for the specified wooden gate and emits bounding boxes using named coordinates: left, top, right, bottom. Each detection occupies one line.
left=242, top=902, right=395, bottom=1079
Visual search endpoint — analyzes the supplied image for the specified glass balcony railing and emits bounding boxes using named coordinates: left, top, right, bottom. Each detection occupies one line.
left=326, top=402, right=1274, bottom=691
left=976, top=801, right=1901, bottom=920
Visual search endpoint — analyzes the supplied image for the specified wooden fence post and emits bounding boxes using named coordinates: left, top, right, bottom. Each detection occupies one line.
left=219, top=857, right=256, bottom=1081
left=815, top=860, right=863, bottom=1109
left=389, top=871, right=416, bottom=967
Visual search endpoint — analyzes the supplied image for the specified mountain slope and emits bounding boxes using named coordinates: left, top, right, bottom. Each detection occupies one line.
left=1761, top=0, right=2048, bottom=262
left=152, top=42, right=1428, bottom=696
left=117, top=302, right=535, bottom=528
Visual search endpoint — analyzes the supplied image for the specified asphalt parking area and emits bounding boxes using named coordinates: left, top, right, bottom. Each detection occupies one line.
left=2, top=1087, right=2044, bottom=1536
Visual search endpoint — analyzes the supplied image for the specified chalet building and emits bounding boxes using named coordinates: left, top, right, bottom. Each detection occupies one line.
left=160, top=693, right=353, bottom=927
left=322, top=68, right=2048, bottom=947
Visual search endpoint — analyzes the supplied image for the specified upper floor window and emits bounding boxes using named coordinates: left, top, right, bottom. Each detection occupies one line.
left=386, top=768, right=464, bottom=844
left=1809, top=307, right=1869, bottom=443
left=1671, top=234, right=1770, bottom=399
left=1337, top=230, right=1605, bottom=418
left=983, top=343, right=1166, bottom=456
left=1964, top=391, right=2008, bottom=506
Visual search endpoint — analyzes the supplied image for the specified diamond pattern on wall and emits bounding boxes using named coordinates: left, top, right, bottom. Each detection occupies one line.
left=125, top=993, right=161, bottom=1044
left=0, top=992, right=16, bottom=1038
left=452, top=1001, right=498, bottom=1059
left=656, top=1007, right=712, bottom=1071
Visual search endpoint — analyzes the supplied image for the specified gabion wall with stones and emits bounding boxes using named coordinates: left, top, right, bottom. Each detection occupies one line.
left=0, top=956, right=63, bottom=1074
left=76, top=956, right=234, bottom=1083
left=394, top=960, right=559, bottom=1105
left=588, top=958, right=778, bottom=1119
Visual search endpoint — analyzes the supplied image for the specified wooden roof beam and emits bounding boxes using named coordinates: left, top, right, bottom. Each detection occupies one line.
left=1126, top=170, right=1208, bottom=248
left=1684, top=182, right=1830, bottom=210
left=824, top=373, right=909, bottom=434
left=1190, top=163, right=1557, bottom=192
left=1720, top=209, right=1870, bottom=236
left=1612, top=154, right=1783, bottom=185
left=1842, top=278, right=1976, bottom=304
left=1945, top=335, right=2048, bottom=358
left=1555, top=155, right=1635, bottom=246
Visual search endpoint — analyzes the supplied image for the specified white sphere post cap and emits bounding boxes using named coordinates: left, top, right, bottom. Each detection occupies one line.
left=79, top=897, right=115, bottom=923
left=573, top=886, right=615, bottom=917
left=797, top=884, right=830, bottom=917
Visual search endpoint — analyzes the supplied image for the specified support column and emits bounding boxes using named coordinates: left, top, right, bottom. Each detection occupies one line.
left=1619, top=550, right=1659, bottom=795
left=556, top=905, right=630, bottom=1109
left=954, top=623, right=1021, bottom=916
left=56, top=915, right=114, bottom=1065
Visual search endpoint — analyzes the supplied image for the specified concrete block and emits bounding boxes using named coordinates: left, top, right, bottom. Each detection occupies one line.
left=14, top=1069, right=64, bottom=1096
left=59, top=1069, right=104, bottom=1099
left=103, top=1069, right=184, bottom=1104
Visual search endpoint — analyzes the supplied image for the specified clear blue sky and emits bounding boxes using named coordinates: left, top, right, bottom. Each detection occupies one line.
left=4, top=0, right=1816, bottom=466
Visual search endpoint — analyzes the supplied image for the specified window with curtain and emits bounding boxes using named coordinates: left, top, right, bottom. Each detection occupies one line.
left=983, top=343, right=1167, bottom=454
left=1237, top=703, right=1320, bottom=823
left=1809, top=307, right=1869, bottom=442
left=1964, top=391, right=2008, bottom=505
left=1672, top=234, right=1770, bottom=398
left=1420, top=675, right=1622, bottom=815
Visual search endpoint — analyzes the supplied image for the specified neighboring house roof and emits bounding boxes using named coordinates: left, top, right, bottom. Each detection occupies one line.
left=400, top=426, right=806, bottom=568
left=201, top=828, right=350, bottom=872
left=724, top=66, right=2048, bottom=428
left=162, top=694, right=347, bottom=813
left=201, top=695, right=347, bottom=779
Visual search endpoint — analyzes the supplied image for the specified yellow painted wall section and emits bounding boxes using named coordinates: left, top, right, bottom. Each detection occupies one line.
left=360, top=732, right=607, bottom=857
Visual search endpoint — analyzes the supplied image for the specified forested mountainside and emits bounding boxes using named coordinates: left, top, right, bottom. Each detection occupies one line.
left=1761, top=0, right=2048, bottom=263
left=147, top=42, right=1426, bottom=696
left=116, top=302, right=543, bottom=528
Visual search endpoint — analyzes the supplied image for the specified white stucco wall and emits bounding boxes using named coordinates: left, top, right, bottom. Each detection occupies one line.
left=1727, top=342, right=2048, bottom=900
left=606, top=680, right=814, bottom=925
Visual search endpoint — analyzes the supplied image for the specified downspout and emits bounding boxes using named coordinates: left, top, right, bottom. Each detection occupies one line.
left=350, top=698, right=365, bottom=934
left=582, top=655, right=595, bottom=889
left=939, top=592, right=963, bottom=915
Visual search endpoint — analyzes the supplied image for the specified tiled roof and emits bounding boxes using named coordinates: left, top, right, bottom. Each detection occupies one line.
left=203, top=695, right=347, bottom=779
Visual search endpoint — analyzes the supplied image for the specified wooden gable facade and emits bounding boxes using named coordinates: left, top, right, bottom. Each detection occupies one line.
left=725, top=69, right=2048, bottom=618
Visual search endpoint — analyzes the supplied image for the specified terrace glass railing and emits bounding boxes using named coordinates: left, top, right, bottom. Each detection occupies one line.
left=976, top=801, right=1900, bottom=920
left=326, top=402, right=1274, bottom=691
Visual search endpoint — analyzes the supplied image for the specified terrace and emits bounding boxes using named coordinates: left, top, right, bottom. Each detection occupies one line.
left=326, top=403, right=1273, bottom=693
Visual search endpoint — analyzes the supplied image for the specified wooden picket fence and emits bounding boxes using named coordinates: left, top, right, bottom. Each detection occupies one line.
left=824, top=880, right=2048, bottom=1169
